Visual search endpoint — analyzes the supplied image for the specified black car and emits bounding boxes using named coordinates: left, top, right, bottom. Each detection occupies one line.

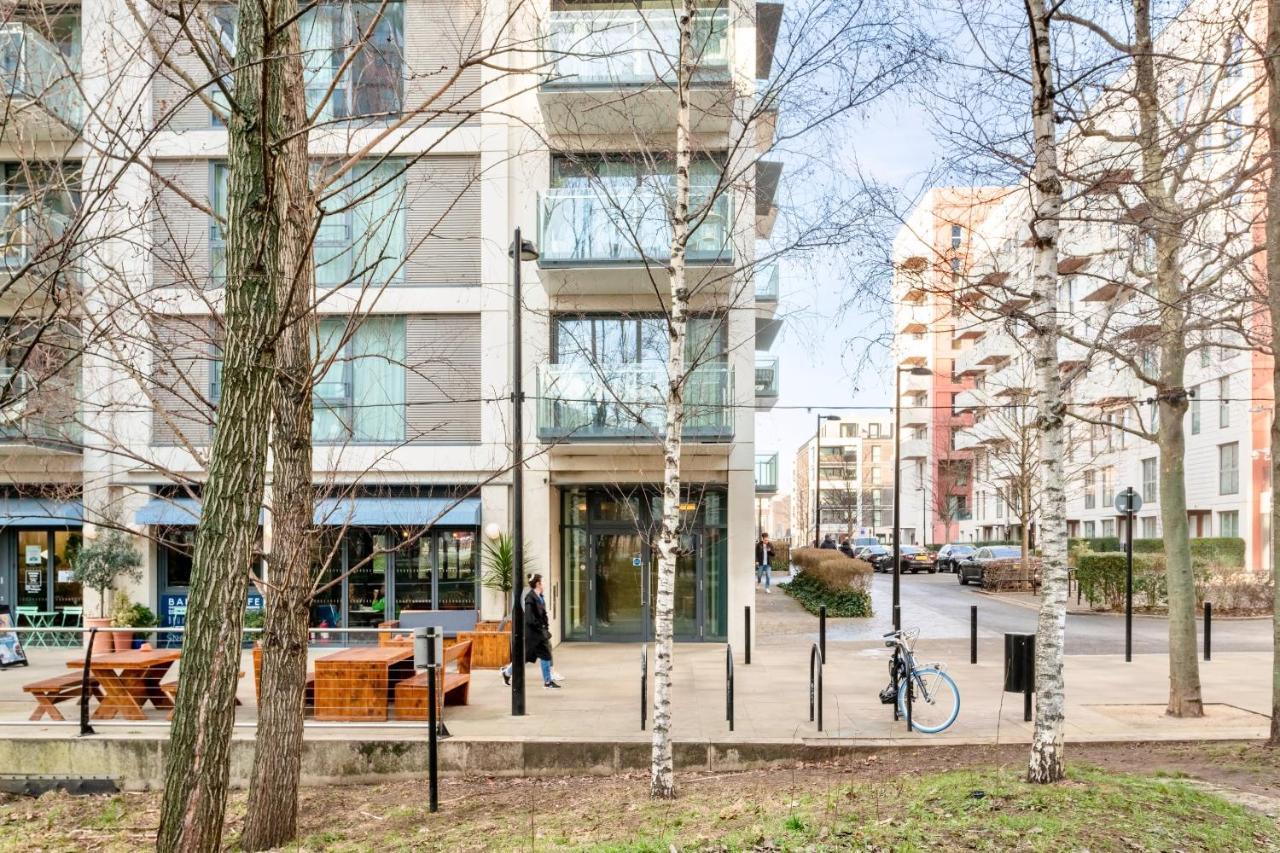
left=936, top=543, right=976, bottom=573
left=957, top=546, right=1022, bottom=586
left=862, top=545, right=892, bottom=571
left=898, top=545, right=937, bottom=574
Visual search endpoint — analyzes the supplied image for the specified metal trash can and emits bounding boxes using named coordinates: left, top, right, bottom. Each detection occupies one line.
left=1003, top=633, right=1035, bottom=693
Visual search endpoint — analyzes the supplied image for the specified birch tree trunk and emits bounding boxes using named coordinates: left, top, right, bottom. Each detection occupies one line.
left=156, top=0, right=284, bottom=847
left=1131, top=0, right=1203, bottom=717
left=1025, top=0, right=1070, bottom=784
left=651, top=0, right=695, bottom=801
left=241, top=2, right=315, bottom=843
left=1265, top=0, right=1280, bottom=747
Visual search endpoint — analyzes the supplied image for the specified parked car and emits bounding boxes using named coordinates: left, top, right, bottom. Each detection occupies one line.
left=936, top=543, right=976, bottom=573
left=851, top=536, right=880, bottom=549
left=898, top=545, right=937, bottom=574
left=957, top=546, right=1022, bottom=586
left=851, top=545, right=877, bottom=561
left=862, top=545, right=892, bottom=571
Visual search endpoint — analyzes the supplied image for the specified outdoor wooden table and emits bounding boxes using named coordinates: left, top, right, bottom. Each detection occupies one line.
left=313, top=645, right=415, bottom=722
left=66, top=649, right=181, bottom=721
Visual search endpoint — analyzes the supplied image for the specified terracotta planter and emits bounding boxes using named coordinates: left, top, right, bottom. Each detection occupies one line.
left=112, top=630, right=135, bottom=652
left=85, top=617, right=113, bottom=653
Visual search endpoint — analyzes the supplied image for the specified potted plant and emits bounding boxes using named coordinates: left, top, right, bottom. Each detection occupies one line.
left=242, top=609, right=265, bottom=648
left=481, top=532, right=526, bottom=631
left=112, top=594, right=158, bottom=650
left=71, top=528, right=143, bottom=652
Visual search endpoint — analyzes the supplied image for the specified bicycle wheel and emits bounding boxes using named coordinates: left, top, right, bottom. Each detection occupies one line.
left=897, top=667, right=960, bottom=733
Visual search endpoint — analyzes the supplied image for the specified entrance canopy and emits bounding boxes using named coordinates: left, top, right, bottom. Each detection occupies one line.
left=314, top=496, right=480, bottom=527
left=0, top=498, right=83, bottom=527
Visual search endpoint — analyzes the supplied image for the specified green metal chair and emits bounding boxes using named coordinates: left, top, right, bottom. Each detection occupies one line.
left=59, top=606, right=83, bottom=647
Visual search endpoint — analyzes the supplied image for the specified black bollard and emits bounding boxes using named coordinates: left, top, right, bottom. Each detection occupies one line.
left=425, top=627, right=439, bottom=813
left=970, top=605, right=977, bottom=665
left=744, top=605, right=751, bottom=665
left=1204, top=602, right=1212, bottom=662
left=78, top=628, right=96, bottom=737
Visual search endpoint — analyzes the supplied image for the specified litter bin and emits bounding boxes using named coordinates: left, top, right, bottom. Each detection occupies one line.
left=1003, top=633, right=1035, bottom=693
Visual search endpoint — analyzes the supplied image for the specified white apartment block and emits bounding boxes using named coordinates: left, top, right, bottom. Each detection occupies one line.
left=790, top=416, right=897, bottom=546
left=892, top=0, right=1271, bottom=568
left=0, top=1, right=786, bottom=645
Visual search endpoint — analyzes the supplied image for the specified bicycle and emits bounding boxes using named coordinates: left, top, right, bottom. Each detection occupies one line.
left=879, top=628, right=960, bottom=734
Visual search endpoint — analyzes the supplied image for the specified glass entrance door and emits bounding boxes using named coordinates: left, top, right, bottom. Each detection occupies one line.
left=649, top=533, right=702, bottom=641
left=592, top=532, right=646, bottom=639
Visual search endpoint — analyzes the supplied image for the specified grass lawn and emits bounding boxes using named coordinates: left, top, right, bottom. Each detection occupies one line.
left=0, top=744, right=1276, bottom=851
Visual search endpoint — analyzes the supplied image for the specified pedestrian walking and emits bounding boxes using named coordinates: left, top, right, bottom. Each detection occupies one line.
left=755, top=533, right=774, bottom=593
left=820, top=534, right=837, bottom=550
left=501, top=573, right=563, bottom=689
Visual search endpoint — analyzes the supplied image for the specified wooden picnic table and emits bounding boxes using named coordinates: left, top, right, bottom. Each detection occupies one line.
left=313, top=645, right=415, bottom=722
left=66, top=649, right=181, bottom=721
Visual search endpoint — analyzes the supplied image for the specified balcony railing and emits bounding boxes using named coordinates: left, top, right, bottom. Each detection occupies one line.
left=0, top=196, right=70, bottom=270
left=755, top=260, right=779, bottom=301
left=755, top=452, right=778, bottom=492
left=754, top=356, right=779, bottom=398
left=542, top=9, right=730, bottom=89
left=0, top=23, right=83, bottom=129
left=536, top=362, right=733, bottom=441
left=538, top=186, right=732, bottom=267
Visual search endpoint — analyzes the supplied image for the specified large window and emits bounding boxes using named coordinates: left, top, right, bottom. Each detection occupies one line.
left=212, top=160, right=405, bottom=286
left=1218, top=443, right=1239, bottom=495
left=1219, top=376, right=1231, bottom=428
left=314, top=316, right=406, bottom=443
left=1141, top=457, right=1157, bottom=503
left=1100, top=467, right=1115, bottom=506
left=1190, top=385, right=1200, bottom=434
left=553, top=313, right=725, bottom=367
left=1083, top=469, right=1096, bottom=509
left=1219, top=510, right=1239, bottom=537
left=210, top=3, right=403, bottom=122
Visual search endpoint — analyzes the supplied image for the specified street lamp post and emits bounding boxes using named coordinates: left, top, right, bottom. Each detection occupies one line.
left=508, top=228, right=538, bottom=716
left=893, top=366, right=931, bottom=631
left=813, top=414, right=839, bottom=547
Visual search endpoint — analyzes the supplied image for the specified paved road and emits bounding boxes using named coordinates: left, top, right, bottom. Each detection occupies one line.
left=814, top=571, right=1273, bottom=655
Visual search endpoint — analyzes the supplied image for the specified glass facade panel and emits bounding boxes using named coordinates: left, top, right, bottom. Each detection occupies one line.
left=435, top=530, right=476, bottom=610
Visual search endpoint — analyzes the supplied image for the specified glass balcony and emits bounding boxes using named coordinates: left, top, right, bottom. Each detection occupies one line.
left=0, top=365, right=81, bottom=447
left=755, top=356, right=779, bottom=398
left=542, top=8, right=730, bottom=89
left=755, top=261, right=779, bottom=302
left=0, top=23, right=84, bottom=131
left=536, top=362, right=733, bottom=441
left=0, top=195, right=71, bottom=270
left=538, top=186, right=732, bottom=267
left=755, top=453, right=778, bottom=493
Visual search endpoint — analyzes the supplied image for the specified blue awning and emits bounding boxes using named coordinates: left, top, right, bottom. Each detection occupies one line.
left=0, top=498, right=83, bottom=528
left=314, top=496, right=481, bottom=527
left=135, top=497, right=202, bottom=526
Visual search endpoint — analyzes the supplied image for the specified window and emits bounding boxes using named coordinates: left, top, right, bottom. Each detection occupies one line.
left=1083, top=470, right=1096, bottom=509
left=868, top=423, right=881, bottom=438
left=840, top=423, right=858, bottom=438
left=1191, top=385, right=1200, bottom=434
left=950, top=257, right=961, bottom=277
left=1200, top=345, right=1211, bottom=369
left=212, top=160, right=405, bottom=287
left=871, top=467, right=881, bottom=484
left=951, top=224, right=962, bottom=248
left=1100, top=467, right=1115, bottom=505
left=1219, top=510, right=1239, bottom=537
left=870, top=446, right=882, bottom=463
left=1219, top=376, right=1230, bottom=428
left=1083, top=520, right=1096, bottom=537
left=1228, top=33, right=1244, bottom=78
left=313, top=316, right=406, bottom=443
left=1226, top=104, right=1244, bottom=149
left=1218, top=442, right=1239, bottom=495
left=553, top=314, right=725, bottom=366
left=1141, top=516, right=1157, bottom=538
left=1141, top=457, right=1157, bottom=503
left=212, top=3, right=405, bottom=121
left=1101, top=518, right=1115, bottom=537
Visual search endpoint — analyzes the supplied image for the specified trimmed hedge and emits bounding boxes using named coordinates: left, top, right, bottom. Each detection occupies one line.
left=1074, top=552, right=1170, bottom=610
left=783, top=547, right=873, bottom=617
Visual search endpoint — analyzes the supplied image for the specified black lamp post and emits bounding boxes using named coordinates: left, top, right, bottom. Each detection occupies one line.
left=893, top=366, right=931, bottom=630
left=508, top=228, right=538, bottom=716
left=813, top=414, right=839, bottom=547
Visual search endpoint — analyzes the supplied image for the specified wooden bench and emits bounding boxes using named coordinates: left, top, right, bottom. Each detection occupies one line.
left=23, top=673, right=102, bottom=721
left=378, top=615, right=511, bottom=668
left=252, top=646, right=315, bottom=711
left=159, top=671, right=245, bottom=719
left=393, top=639, right=472, bottom=721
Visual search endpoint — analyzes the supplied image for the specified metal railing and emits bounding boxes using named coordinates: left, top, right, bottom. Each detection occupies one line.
left=0, top=195, right=71, bottom=269
left=542, top=8, right=730, bottom=89
left=537, top=186, right=733, bottom=266
left=754, top=356, right=779, bottom=397
left=808, top=643, right=823, bottom=731
left=754, top=452, right=778, bottom=492
left=755, top=260, right=779, bottom=301
left=536, top=362, right=734, bottom=441
left=0, top=23, right=84, bottom=129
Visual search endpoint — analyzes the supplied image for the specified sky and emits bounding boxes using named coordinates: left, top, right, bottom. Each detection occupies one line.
left=755, top=96, right=941, bottom=494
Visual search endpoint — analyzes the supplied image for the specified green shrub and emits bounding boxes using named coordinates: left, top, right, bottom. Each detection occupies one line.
left=783, top=547, right=873, bottom=617
left=1069, top=537, right=1121, bottom=554
left=1074, top=552, right=1166, bottom=609
left=1190, top=538, right=1245, bottom=567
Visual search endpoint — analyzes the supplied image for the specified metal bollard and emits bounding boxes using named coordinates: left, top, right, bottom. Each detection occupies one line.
left=78, top=628, right=96, bottom=737
left=415, top=627, right=440, bottom=813
left=905, top=665, right=913, bottom=733
left=809, top=643, right=824, bottom=731
left=640, top=645, right=648, bottom=731
left=819, top=605, right=827, bottom=663
left=744, top=605, right=751, bottom=665
left=970, top=605, right=978, bottom=665
left=1204, top=602, right=1212, bottom=662
left=725, top=645, right=734, bottom=732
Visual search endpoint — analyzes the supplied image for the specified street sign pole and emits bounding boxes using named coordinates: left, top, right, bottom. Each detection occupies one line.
left=1114, top=487, right=1142, bottom=663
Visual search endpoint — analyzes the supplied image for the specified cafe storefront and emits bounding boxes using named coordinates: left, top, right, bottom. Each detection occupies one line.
left=560, top=485, right=727, bottom=643
left=0, top=497, right=83, bottom=644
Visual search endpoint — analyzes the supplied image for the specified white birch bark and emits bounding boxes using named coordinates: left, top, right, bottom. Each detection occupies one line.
left=1265, top=0, right=1280, bottom=747
left=651, top=0, right=695, bottom=801
left=1025, top=0, right=1069, bottom=784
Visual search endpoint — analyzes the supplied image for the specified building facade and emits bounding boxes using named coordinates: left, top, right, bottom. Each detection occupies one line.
left=790, top=416, right=897, bottom=545
left=0, top=1, right=785, bottom=644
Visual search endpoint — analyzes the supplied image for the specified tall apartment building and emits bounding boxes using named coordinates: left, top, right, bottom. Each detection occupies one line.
left=891, top=0, right=1272, bottom=568
left=0, top=1, right=785, bottom=645
left=791, top=416, right=897, bottom=545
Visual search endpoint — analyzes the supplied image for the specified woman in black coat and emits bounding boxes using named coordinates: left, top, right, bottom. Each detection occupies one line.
left=502, top=574, right=562, bottom=689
